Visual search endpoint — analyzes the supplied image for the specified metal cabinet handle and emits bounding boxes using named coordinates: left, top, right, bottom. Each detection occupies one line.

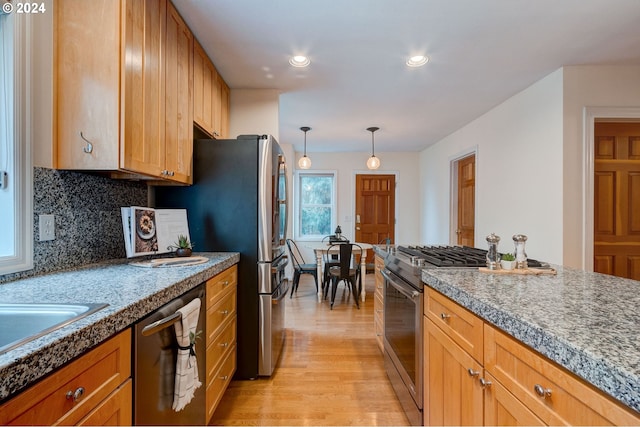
left=219, top=342, right=229, bottom=348
left=479, top=378, right=492, bottom=389
left=220, top=309, right=229, bottom=315
left=223, top=280, right=229, bottom=286
left=66, top=386, right=85, bottom=402
left=467, top=368, right=479, bottom=377
left=219, top=374, right=228, bottom=380
left=80, top=132, right=93, bottom=153
left=440, top=313, right=451, bottom=320
left=534, top=384, right=552, bottom=398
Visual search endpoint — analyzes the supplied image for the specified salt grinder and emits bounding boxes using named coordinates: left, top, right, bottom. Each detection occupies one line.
left=486, top=233, right=501, bottom=270
left=513, top=234, right=528, bottom=269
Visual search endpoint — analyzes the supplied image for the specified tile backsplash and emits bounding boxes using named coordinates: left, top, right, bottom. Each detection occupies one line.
left=0, top=167, right=148, bottom=284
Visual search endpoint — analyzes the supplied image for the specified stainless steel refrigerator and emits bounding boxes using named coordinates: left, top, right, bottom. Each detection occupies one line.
left=153, top=135, right=289, bottom=379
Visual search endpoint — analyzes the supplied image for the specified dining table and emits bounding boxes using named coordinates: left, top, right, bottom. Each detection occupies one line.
left=305, top=242, right=373, bottom=303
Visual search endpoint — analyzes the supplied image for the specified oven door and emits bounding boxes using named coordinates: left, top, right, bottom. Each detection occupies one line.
left=382, top=268, right=423, bottom=424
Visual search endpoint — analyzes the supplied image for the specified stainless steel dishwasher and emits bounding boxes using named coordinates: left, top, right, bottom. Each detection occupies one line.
left=134, top=283, right=206, bottom=425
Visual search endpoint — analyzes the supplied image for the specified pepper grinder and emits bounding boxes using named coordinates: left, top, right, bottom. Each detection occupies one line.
left=486, top=233, right=501, bottom=270
left=513, top=234, right=528, bottom=269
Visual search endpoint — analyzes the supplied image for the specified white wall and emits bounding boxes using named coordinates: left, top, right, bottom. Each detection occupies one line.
left=419, top=65, right=640, bottom=268
left=229, top=89, right=280, bottom=140
left=292, top=151, right=421, bottom=263
left=561, top=65, right=640, bottom=268
left=419, top=69, right=565, bottom=264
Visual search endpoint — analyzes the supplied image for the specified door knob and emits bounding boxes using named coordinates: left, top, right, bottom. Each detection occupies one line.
left=356, top=227, right=361, bottom=230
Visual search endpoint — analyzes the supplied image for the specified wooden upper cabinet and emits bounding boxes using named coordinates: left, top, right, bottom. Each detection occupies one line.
left=121, top=0, right=166, bottom=179
left=165, top=2, right=193, bottom=184
left=194, top=39, right=215, bottom=136
left=55, top=0, right=192, bottom=184
left=55, top=0, right=122, bottom=170
left=193, top=38, right=230, bottom=139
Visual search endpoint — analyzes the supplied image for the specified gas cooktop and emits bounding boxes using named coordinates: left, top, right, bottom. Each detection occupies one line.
left=396, top=245, right=544, bottom=268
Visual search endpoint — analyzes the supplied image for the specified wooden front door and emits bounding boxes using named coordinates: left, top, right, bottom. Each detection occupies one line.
left=456, top=154, right=475, bottom=246
left=594, top=122, right=640, bottom=280
left=355, top=174, right=395, bottom=244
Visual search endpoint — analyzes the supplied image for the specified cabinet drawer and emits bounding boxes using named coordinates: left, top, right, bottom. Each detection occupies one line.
left=485, top=325, right=640, bottom=426
left=206, top=287, right=237, bottom=342
left=425, top=288, right=484, bottom=363
left=0, top=329, right=131, bottom=426
left=206, top=317, right=236, bottom=383
left=206, top=345, right=236, bottom=421
left=206, top=265, right=237, bottom=308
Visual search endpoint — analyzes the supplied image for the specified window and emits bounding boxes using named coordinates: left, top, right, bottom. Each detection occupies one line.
left=0, top=10, right=33, bottom=275
left=294, top=171, right=337, bottom=240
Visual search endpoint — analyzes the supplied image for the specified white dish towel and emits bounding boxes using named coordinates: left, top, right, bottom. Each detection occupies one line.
left=172, top=297, right=202, bottom=411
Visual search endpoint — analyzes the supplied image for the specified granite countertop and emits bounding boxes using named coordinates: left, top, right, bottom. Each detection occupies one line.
left=0, top=252, right=239, bottom=402
left=420, top=265, right=640, bottom=414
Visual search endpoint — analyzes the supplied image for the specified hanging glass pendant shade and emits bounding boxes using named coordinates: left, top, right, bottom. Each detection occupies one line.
left=366, top=127, right=381, bottom=170
left=298, top=126, right=312, bottom=169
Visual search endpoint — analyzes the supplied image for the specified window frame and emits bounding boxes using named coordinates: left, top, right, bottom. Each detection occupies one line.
left=0, top=12, right=33, bottom=275
left=293, top=170, right=337, bottom=242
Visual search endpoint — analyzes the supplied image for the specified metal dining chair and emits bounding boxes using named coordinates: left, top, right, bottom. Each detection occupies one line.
left=321, top=234, right=348, bottom=294
left=325, top=242, right=362, bottom=309
left=286, top=239, right=318, bottom=298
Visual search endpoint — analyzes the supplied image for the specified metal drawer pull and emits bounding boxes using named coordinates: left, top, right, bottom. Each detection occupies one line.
left=220, top=309, right=229, bottom=315
left=467, top=368, right=479, bottom=377
left=534, top=384, right=552, bottom=398
left=223, top=280, right=229, bottom=286
left=479, top=378, right=492, bottom=389
left=219, top=375, right=228, bottom=380
left=440, top=313, right=451, bottom=320
left=219, top=342, right=229, bottom=347
left=66, top=386, right=85, bottom=402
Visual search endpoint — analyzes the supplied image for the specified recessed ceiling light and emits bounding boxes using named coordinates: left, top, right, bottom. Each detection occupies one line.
left=406, top=55, right=428, bottom=67
left=289, top=55, right=310, bottom=67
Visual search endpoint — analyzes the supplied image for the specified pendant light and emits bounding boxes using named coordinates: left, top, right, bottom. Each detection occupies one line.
left=298, top=126, right=312, bottom=169
left=366, top=126, right=381, bottom=170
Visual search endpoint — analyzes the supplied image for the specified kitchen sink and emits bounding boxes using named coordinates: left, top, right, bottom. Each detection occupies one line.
left=0, top=303, right=108, bottom=355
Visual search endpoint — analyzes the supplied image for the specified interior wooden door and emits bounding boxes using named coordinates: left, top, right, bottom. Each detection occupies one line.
left=355, top=174, right=395, bottom=244
left=456, top=154, right=475, bottom=246
left=594, top=122, right=640, bottom=280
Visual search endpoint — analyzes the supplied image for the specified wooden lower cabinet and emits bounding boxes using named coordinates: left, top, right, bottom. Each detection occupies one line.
left=424, top=318, right=483, bottom=426
left=373, top=254, right=385, bottom=352
left=205, top=265, right=238, bottom=422
left=484, top=325, right=640, bottom=426
left=0, top=329, right=132, bottom=426
left=483, top=372, right=544, bottom=426
left=423, top=289, right=640, bottom=426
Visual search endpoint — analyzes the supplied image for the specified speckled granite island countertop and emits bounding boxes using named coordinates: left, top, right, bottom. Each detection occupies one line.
left=421, top=266, right=640, bottom=414
left=0, top=252, right=239, bottom=402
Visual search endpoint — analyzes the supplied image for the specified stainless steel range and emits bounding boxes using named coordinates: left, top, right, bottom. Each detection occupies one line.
left=381, top=245, right=543, bottom=426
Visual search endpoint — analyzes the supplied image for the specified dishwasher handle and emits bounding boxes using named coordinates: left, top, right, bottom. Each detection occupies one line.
left=141, top=311, right=182, bottom=336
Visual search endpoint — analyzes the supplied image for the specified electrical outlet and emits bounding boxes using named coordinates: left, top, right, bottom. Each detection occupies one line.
left=39, top=214, right=55, bottom=241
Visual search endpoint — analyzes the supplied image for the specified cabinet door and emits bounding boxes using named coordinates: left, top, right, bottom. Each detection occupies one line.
left=165, top=2, right=194, bottom=184
left=77, top=380, right=133, bottom=426
left=424, top=318, right=483, bottom=426
left=55, top=0, right=121, bottom=170
left=122, top=0, right=166, bottom=178
left=219, top=78, right=230, bottom=139
left=483, top=373, right=545, bottom=426
left=193, top=39, right=215, bottom=136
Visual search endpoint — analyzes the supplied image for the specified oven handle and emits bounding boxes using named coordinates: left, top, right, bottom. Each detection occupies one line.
left=381, top=268, right=421, bottom=299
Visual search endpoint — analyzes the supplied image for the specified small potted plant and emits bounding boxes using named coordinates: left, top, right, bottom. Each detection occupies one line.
left=500, top=252, right=516, bottom=270
left=170, top=235, right=193, bottom=257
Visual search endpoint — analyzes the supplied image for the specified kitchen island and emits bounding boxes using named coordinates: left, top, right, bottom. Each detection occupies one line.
left=421, top=265, right=640, bottom=419
left=0, top=252, right=239, bottom=402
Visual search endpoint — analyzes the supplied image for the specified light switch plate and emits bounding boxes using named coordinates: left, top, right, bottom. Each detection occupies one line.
left=39, top=214, right=55, bottom=241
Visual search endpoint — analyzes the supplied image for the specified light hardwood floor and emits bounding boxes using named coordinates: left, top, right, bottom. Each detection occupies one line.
left=210, top=273, right=410, bottom=426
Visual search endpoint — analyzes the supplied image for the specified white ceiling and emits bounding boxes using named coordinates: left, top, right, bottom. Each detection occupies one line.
left=174, top=0, right=640, bottom=153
